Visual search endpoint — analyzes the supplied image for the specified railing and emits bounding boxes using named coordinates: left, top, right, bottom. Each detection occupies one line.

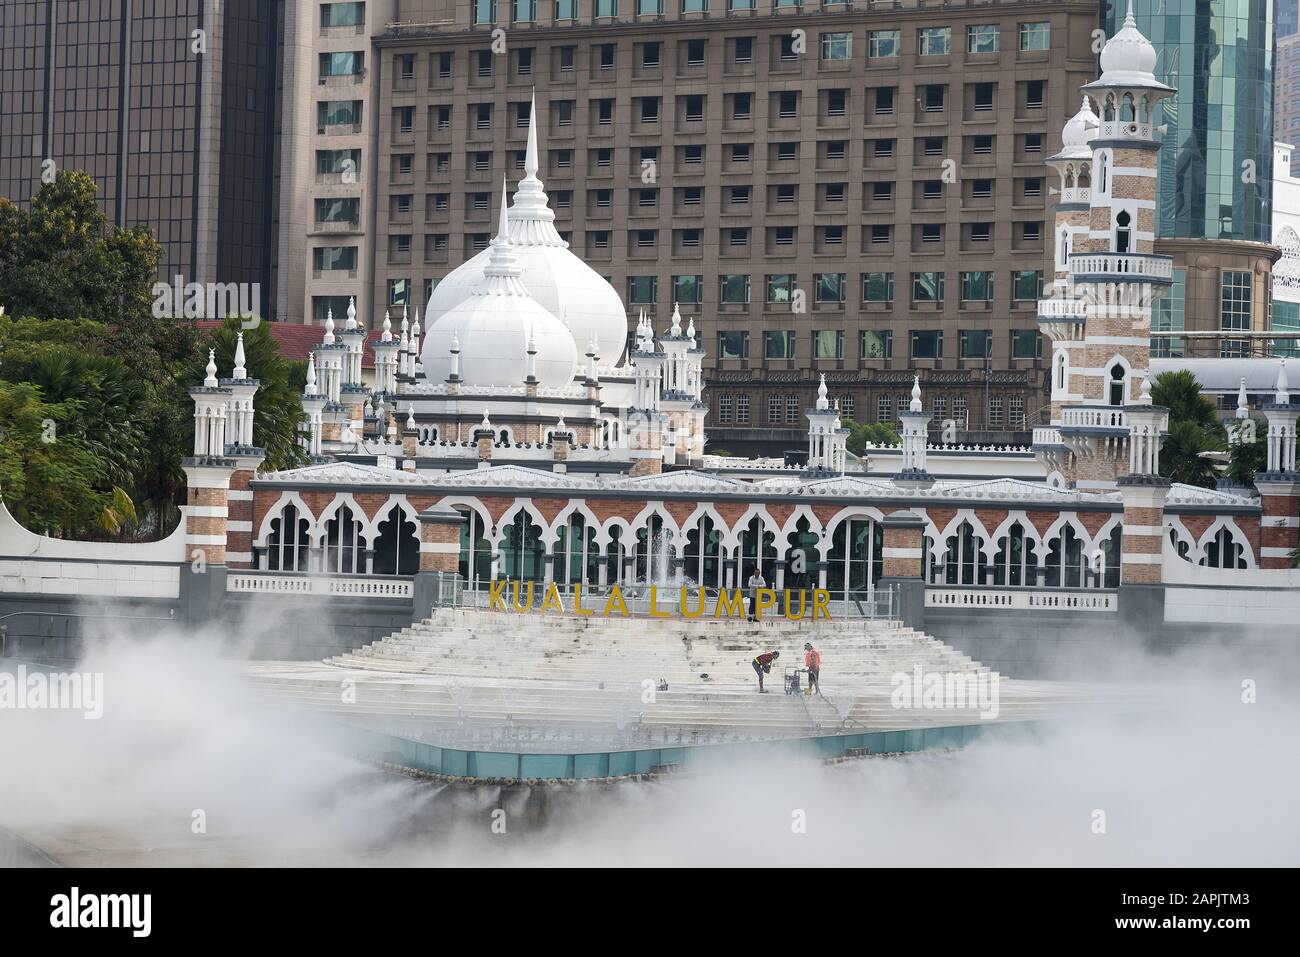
left=1061, top=406, right=1127, bottom=429
left=1032, top=426, right=1063, bottom=445
left=1036, top=298, right=1089, bottom=320
left=1068, top=252, right=1174, bottom=281
left=925, top=588, right=1118, bottom=612
left=227, top=573, right=413, bottom=599
left=1096, top=118, right=1155, bottom=141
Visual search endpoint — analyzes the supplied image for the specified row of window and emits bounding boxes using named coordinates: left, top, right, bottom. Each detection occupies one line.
left=624, top=272, right=1045, bottom=306
left=467, top=0, right=1051, bottom=61
left=713, top=328, right=1042, bottom=362
left=403, top=86, right=1045, bottom=132
left=713, top=391, right=1028, bottom=427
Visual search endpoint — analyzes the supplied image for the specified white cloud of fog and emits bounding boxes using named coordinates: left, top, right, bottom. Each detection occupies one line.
left=1, top=618, right=1297, bottom=867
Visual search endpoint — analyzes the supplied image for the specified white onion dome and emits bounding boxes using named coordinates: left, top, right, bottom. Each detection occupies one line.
left=1084, top=2, right=1172, bottom=95
left=1062, top=96, right=1100, bottom=150
left=423, top=185, right=577, bottom=390
left=424, top=94, right=628, bottom=366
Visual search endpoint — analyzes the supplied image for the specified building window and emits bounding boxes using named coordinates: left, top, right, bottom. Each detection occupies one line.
left=961, top=271, right=994, bottom=302
left=1012, top=270, right=1043, bottom=301
left=785, top=396, right=800, bottom=424
left=869, top=30, right=900, bottom=58
left=821, top=32, right=852, bottom=60
left=1152, top=268, right=1186, bottom=358
left=628, top=276, right=658, bottom=304
left=389, top=278, right=411, bottom=306
left=967, top=24, right=999, bottom=54
left=1019, top=21, right=1050, bottom=51
left=764, top=331, right=796, bottom=359
left=472, top=0, right=496, bottom=24
left=862, top=272, right=894, bottom=303
left=596, top=0, right=618, bottom=14
left=1025, top=79, right=1045, bottom=109
left=922, top=85, right=945, bottom=112
left=988, top=396, right=1004, bottom=429
left=813, top=330, right=844, bottom=359
left=861, top=330, right=892, bottom=359
left=1220, top=270, right=1252, bottom=357
left=720, top=274, right=751, bottom=303
left=556, top=0, right=579, bottom=18
left=736, top=395, right=751, bottom=423
left=815, top=273, right=846, bottom=303
left=911, top=330, right=943, bottom=359
left=719, top=331, right=749, bottom=359
left=766, top=274, right=797, bottom=304
left=1011, top=330, right=1041, bottom=360
left=960, top=330, right=992, bottom=359
left=877, top=394, right=891, bottom=423
left=673, top=275, right=703, bottom=304
left=874, top=88, right=895, bottom=116
left=719, top=395, right=734, bottom=423
left=768, top=395, right=783, bottom=423
left=918, top=27, right=951, bottom=56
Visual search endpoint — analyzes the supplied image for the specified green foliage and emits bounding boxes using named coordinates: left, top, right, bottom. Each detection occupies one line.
left=196, top=317, right=309, bottom=472
left=1226, top=427, right=1267, bottom=487
left=1149, top=370, right=1225, bottom=489
left=707, top=448, right=734, bottom=458
left=842, top=418, right=900, bottom=457
left=0, top=170, right=161, bottom=326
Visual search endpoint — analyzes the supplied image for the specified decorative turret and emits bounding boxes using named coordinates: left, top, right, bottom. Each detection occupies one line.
left=372, top=310, right=400, bottom=395
left=806, top=373, right=848, bottom=475
left=1261, top=359, right=1300, bottom=475
left=896, top=375, right=932, bottom=482
left=220, top=332, right=261, bottom=455
left=301, top=351, right=327, bottom=459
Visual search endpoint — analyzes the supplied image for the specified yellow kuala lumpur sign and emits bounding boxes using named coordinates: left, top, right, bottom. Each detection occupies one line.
left=486, top=580, right=832, bottom=621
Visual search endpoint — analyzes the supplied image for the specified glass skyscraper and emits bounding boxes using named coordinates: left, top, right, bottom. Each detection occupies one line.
left=1103, top=0, right=1275, bottom=245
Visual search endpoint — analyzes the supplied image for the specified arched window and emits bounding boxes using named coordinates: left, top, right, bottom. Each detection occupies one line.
left=265, top=503, right=310, bottom=571
left=1044, top=524, right=1085, bottom=587
left=1201, top=526, right=1247, bottom=569
left=553, top=513, right=600, bottom=587
left=1058, top=228, right=1070, bottom=267
left=992, top=522, right=1038, bottom=586
left=1054, top=351, right=1068, bottom=392
left=499, top=511, right=546, bottom=581
left=739, top=516, right=777, bottom=584
left=323, top=502, right=366, bottom=574
left=1115, top=209, right=1132, bottom=253
left=1109, top=363, right=1126, bottom=406
left=1098, top=153, right=1108, bottom=192
left=634, top=513, right=673, bottom=584
left=827, top=518, right=882, bottom=596
left=784, top=517, right=820, bottom=591
left=683, top=515, right=723, bottom=588
left=458, top=508, right=493, bottom=587
left=372, top=504, right=419, bottom=575
left=942, top=520, right=986, bottom=585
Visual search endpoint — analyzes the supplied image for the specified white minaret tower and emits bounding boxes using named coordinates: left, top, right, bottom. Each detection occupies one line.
left=301, top=351, right=326, bottom=458
left=896, top=375, right=932, bottom=480
left=1263, top=359, right=1300, bottom=474
left=805, top=373, right=848, bottom=474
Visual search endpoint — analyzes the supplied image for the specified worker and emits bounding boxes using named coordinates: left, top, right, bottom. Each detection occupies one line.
left=804, top=641, right=821, bottom=695
left=752, top=650, right=779, bottom=693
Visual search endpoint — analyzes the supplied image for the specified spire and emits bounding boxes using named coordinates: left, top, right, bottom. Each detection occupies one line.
left=1277, top=358, right=1291, bottom=404
left=411, top=306, right=421, bottom=340
left=909, top=375, right=922, bottom=413
left=1236, top=378, right=1249, bottom=419
left=233, top=332, right=247, bottom=380
left=480, top=178, right=529, bottom=294
left=203, top=348, right=218, bottom=387
left=346, top=297, right=357, bottom=331
left=670, top=302, right=682, bottom=336
left=816, top=373, right=829, bottom=411
left=1140, top=374, right=1153, bottom=405
left=686, top=316, right=696, bottom=345
left=305, top=351, right=318, bottom=396
left=323, top=308, right=335, bottom=345
left=508, top=90, right=565, bottom=247
left=382, top=310, right=392, bottom=343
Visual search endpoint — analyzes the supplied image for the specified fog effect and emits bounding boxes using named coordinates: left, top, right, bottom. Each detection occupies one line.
left=1, top=611, right=1297, bottom=867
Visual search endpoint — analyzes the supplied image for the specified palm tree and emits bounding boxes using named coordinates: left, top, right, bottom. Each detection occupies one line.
left=1150, top=370, right=1224, bottom=488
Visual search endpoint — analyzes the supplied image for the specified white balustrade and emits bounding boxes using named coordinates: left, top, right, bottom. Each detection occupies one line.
left=228, top=573, right=413, bottom=598
left=925, top=589, right=1117, bottom=611
left=1061, top=406, right=1128, bottom=429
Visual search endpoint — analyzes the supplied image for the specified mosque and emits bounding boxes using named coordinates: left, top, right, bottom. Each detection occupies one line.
left=2, top=11, right=1298, bottom=687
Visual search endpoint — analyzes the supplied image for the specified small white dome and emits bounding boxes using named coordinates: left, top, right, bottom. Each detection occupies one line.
left=1061, top=96, right=1100, bottom=149
left=1099, top=3, right=1157, bottom=78
left=425, top=96, right=628, bottom=366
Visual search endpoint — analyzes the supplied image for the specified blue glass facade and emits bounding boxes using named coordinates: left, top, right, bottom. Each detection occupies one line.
left=1103, top=1, right=1275, bottom=244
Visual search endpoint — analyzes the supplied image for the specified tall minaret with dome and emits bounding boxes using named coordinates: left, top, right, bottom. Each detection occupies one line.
left=1034, top=1, right=1175, bottom=491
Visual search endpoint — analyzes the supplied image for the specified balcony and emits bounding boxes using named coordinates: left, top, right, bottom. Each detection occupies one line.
left=1036, top=298, right=1089, bottom=320
left=1061, top=406, right=1127, bottom=430
left=1032, top=426, right=1063, bottom=446
left=1095, top=118, right=1156, bottom=142
left=1068, top=252, right=1173, bottom=284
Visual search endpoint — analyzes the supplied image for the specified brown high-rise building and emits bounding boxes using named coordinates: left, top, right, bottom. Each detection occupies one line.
left=277, top=0, right=1103, bottom=450
left=0, top=0, right=282, bottom=311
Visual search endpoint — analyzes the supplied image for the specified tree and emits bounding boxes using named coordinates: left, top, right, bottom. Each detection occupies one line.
left=842, top=418, right=900, bottom=457
left=1225, top=425, right=1267, bottom=487
left=194, top=317, right=309, bottom=473
left=1150, top=370, right=1224, bottom=489
left=0, top=381, right=136, bottom=537
left=0, top=170, right=161, bottom=326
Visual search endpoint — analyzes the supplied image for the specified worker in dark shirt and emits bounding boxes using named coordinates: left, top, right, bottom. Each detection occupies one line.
left=752, top=650, right=779, bottom=693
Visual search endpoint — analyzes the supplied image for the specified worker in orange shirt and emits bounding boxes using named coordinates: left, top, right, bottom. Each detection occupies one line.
left=803, top=641, right=821, bottom=695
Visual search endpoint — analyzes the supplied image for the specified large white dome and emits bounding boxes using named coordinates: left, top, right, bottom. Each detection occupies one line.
left=423, top=191, right=577, bottom=390
left=424, top=97, right=629, bottom=367
left=1099, top=4, right=1157, bottom=78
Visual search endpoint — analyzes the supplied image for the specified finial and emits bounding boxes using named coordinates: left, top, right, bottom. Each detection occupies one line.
left=451, top=332, right=460, bottom=353
left=1140, top=374, right=1153, bottom=405
left=556, top=415, right=567, bottom=435
left=203, top=348, right=218, bottom=387
left=816, top=373, right=829, bottom=411
left=233, top=332, right=247, bottom=380
left=1277, top=358, right=1291, bottom=404
left=686, top=316, right=696, bottom=343
left=382, top=310, right=392, bottom=343
left=406, top=404, right=416, bottom=430
left=670, top=302, right=683, bottom=336
left=323, top=308, right=335, bottom=344
left=496, top=176, right=510, bottom=242
left=305, top=351, right=318, bottom=395
left=909, top=374, right=922, bottom=413
left=1236, top=377, right=1249, bottom=419
left=346, top=297, right=357, bottom=331
left=525, top=90, right=539, bottom=180
left=481, top=409, right=492, bottom=429
left=411, top=306, right=421, bottom=338
left=528, top=325, right=537, bottom=354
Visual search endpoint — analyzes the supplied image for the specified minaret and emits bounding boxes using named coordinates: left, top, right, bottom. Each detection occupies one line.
left=1256, top=359, right=1300, bottom=567
left=805, top=373, right=848, bottom=474
left=1116, top=375, right=1171, bottom=586
left=509, top=91, right=567, bottom=249
left=218, top=332, right=263, bottom=570
left=183, top=349, right=236, bottom=575
left=372, top=310, right=400, bottom=396
left=301, top=351, right=327, bottom=459
left=896, top=375, right=933, bottom=484
left=1034, top=4, right=1174, bottom=490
